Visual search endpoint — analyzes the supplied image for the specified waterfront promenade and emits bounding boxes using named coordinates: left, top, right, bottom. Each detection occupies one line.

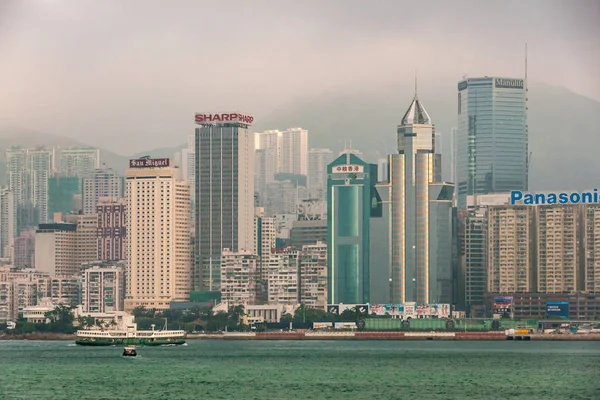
left=187, top=331, right=600, bottom=341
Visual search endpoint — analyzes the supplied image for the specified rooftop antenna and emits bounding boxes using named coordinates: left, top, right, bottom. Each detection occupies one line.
left=414, top=68, right=418, bottom=98
left=525, top=42, right=530, bottom=190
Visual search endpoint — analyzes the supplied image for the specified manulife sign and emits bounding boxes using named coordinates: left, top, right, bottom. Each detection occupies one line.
left=510, top=190, right=600, bottom=205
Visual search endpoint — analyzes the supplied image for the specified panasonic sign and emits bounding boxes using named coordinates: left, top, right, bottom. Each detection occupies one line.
left=510, top=190, right=600, bottom=205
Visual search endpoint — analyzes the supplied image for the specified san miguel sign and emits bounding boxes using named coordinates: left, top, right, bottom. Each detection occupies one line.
left=129, top=158, right=170, bottom=168
left=194, top=112, right=254, bottom=126
left=495, top=78, right=524, bottom=89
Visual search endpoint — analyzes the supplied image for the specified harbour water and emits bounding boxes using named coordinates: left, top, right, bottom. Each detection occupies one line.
left=1, top=340, right=599, bottom=399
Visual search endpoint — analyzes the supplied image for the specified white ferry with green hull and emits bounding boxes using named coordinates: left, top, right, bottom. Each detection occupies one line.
left=76, top=322, right=186, bottom=346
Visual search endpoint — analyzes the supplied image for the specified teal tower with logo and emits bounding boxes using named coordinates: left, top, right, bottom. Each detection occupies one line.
left=327, top=152, right=381, bottom=304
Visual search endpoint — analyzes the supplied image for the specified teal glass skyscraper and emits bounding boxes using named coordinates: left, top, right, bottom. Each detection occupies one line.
left=456, top=77, right=528, bottom=209
left=327, top=152, right=381, bottom=304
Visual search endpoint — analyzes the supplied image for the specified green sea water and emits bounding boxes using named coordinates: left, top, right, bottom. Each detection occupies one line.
left=1, top=340, right=599, bottom=400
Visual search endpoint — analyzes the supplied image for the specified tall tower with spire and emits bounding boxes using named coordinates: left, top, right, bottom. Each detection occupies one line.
left=388, top=88, right=453, bottom=304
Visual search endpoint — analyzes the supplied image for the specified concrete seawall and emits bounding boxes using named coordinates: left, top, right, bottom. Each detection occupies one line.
left=187, top=332, right=600, bottom=341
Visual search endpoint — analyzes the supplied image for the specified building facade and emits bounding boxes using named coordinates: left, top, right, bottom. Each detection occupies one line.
left=0, top=188, right=15, bottom=259
left=81, top=263, right=125, bottom=313
left=82, top=168, right=124, bottom=214
left=307, top=148, right=334, bottom=201
left=195, top=113, right=255, bottom=292
left=389, top=93, right=452, bottom=304
left=327, top=152, right=379, bottom=304
left=125, top=159, right=191, bottom=311
left=48, top=175, right=81, bottom=218
left=456, top=77, right=528, bottom=209
left=59, top=148, right=100, bottom=178
left=34, top=214, right=98, bottom=277
left=299, top=241, right=328, bottom=308
left=97, top=198, right=126, bottom=261
left=13, top=228, right=35, bottom=268
left=5, top=147, right=55, bottom=231
left=220, top=250, right=258, bottom=305
left=279, top=127, right=308, bottom=176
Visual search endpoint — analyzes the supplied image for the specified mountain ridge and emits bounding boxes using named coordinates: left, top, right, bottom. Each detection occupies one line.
left=1, top=81, right=599, bottom=191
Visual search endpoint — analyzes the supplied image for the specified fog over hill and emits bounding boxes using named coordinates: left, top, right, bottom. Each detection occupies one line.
left=1, top=81, right=599, bottom=191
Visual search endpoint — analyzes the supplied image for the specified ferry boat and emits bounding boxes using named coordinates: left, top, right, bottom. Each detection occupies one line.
left=123, top=345, right=137, bottom=357
left=76, top=321, right=186, bottom=346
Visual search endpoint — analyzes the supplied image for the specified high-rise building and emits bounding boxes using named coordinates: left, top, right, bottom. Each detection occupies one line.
left=255, top=129, right=281, bottom=172
left=461, top=194, right=511, bottom=313
left=48, top=175, right=81, bottom=218
left=13, top=228, right=35, bottom=268
left=5, top=147, right=55, bottom=230
left=307, top=148, right=334, bottom=201
left=4, top=148, right=28, bottom=235
left=180, top=135, right=196, bottom=194
left=254, top=207, right=276, bottom=260
left=389, top=92, right=455, bottom=304
left=0, top=188, right=15, bottom=259
left=537, top=205, right=578, bottom=293
left=266, top=248, right=300, bottom=305
left=125, top=158, right=191, bottom=310
left=254, top=148, right=278, bottom=204
left=450, top=127, right=457, bottom=183
left=97, top=198, right=126, bottom=261
left=81, top=263, right=125, bottom=313
left=35, top=213, right=98, bottom=277
left=59, top=148, right=100, bottom=178
left=299, top=241, right=327, bottom=308
left=377, top=158, right=389, bottom=183
left=82, top=168, right=124, bottom=214
left=327, top=152, right=380, bottom=304
left=195, top=113, right=255, bottom=292
left=487, top=205, right=535, bottom=293
left=456, top=77, right=527, bottom=209
left=583, top=205, right=600, bottom=293
left=255, top=128, right=309, bottom=176
left=28, top=148, right=55, bottom=225
left=220, top=250, right=258, bottom=305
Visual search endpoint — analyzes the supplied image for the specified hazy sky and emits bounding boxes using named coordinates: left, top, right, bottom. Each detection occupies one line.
left=0, top=0, right=598, bottom=154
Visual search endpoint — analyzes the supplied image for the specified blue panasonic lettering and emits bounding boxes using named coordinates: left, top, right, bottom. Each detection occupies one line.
left=534, top=193, right=545, bottom=204
left=559, top=193, right=569, bottom=204
left=514, top=190, right=600, bottom=205
left=570, top=193, right=580, bottom=203
left=510, top=191, right=523, bottom=205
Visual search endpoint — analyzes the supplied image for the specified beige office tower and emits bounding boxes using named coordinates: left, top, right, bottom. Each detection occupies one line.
left=487, top=205, right=534, bottom=293
left=390, top=93, right=438, bottom=303
left=536, top=205, right=578, bottom=293
left=125, top=159, right=191, bottom=311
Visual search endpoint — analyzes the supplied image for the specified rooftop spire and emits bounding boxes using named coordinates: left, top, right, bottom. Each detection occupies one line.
left=401, top=70, right=431, bottom=126
left=414, top=68, right=418, bottom=99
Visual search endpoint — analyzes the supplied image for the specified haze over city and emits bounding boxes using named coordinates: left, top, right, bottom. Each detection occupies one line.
left=0, top=0, right=598, bottom=155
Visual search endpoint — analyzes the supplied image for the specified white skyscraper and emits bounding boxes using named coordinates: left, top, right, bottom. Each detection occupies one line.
left=27, top=148, right=55, bottom=225
left=255, top=128, right=308, bottom=176
left=280, top=127, right=308, bottom=176
left=125, top=158, right=191, bottom=311
left=307, top=148, right=333, bottom=201
left=59, top=148, right=100, bottom=178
